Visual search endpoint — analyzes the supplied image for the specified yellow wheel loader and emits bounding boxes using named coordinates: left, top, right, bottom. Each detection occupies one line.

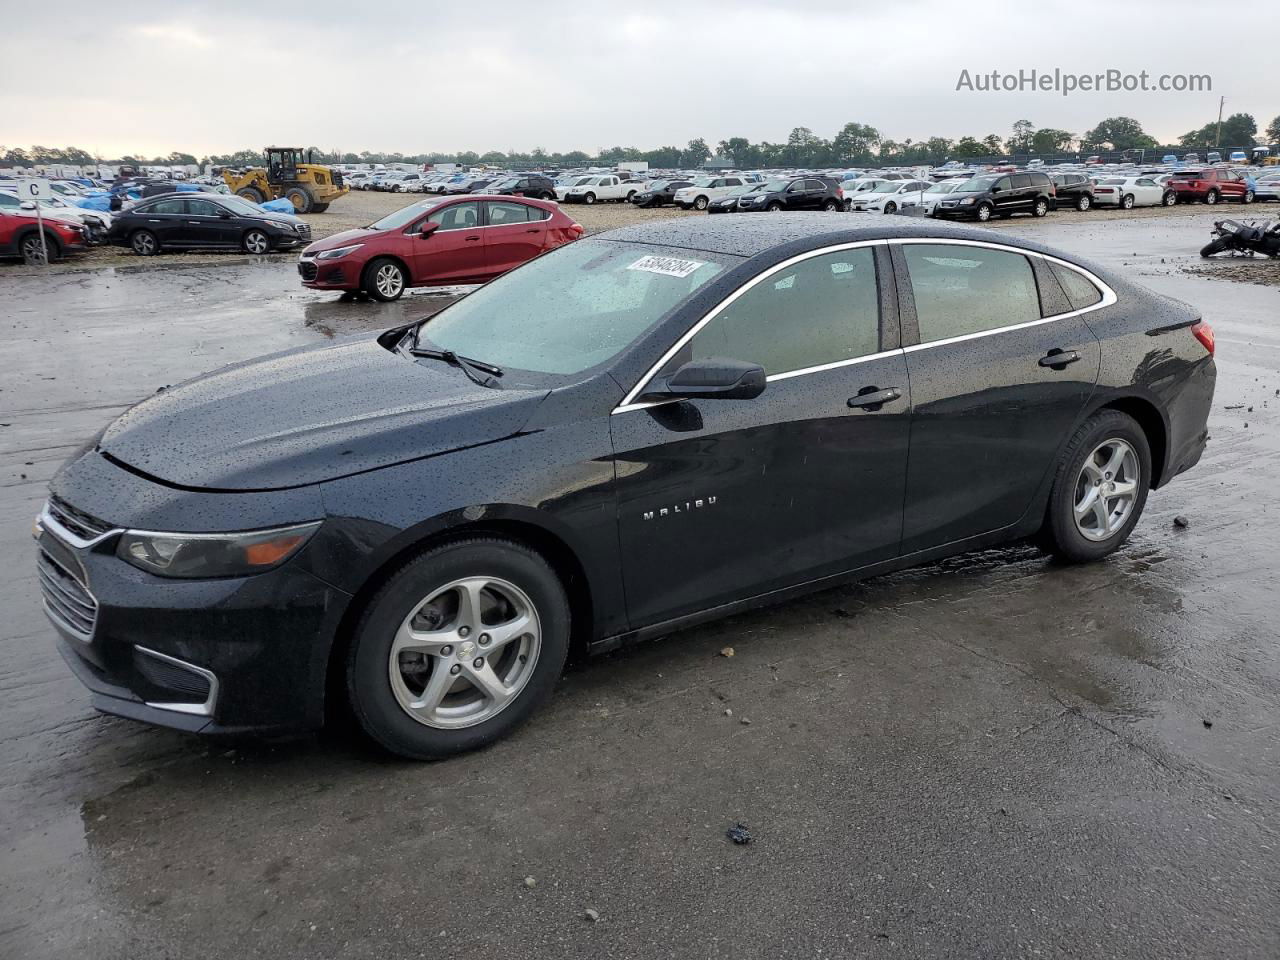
left=222, top=147, right=348, bottom=213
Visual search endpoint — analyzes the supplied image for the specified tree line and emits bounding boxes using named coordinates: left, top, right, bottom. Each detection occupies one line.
left=5, top=113, right=1278, bottom=172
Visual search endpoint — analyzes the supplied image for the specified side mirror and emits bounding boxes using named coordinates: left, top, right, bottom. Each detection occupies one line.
left=990, top=184, right=1002, bottom=193
left=644, top=358, right=767, bottom=402
left=218, top=209, right=232, bottom=218
left=20, top=201, right=36, bottom=210
left=413, top=221, right=440, bottom=237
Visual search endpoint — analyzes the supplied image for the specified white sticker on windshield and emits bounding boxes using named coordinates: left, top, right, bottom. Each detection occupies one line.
left=626, top=255, right=706, bottom=278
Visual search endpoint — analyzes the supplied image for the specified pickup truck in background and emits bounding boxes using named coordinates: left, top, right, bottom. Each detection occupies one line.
left=562, top=175, right=646, bottom=204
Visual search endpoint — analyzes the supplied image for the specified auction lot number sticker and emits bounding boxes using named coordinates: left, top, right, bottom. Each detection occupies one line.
left=627, top=255, right=706, bottom=278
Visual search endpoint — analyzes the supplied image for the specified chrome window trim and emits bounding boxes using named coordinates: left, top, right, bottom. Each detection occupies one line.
left=611, top=236, right=1116, bottom=415
left=613, top=239, right=890, bottom=415
left=136, top=646, right=220, bottom=717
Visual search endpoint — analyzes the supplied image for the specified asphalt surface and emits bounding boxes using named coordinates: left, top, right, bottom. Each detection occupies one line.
left=2, top=209, right=1278, bottom=959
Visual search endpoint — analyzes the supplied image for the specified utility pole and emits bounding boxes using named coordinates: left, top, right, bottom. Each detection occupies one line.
left=1214, top=96, right=1226, bottom=150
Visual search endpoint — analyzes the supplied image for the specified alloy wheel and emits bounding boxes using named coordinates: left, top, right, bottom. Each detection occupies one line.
left=375, top=264, right=404, bottom=299
left=132, top=232, right=156, bottom=255
left=21, top=235, right=46, bottom=264
left=388, top=576, right=542, bottom=729
left=245, top=231, right=269, bottom=254
left=1072, top=439, right=1140, bottom=542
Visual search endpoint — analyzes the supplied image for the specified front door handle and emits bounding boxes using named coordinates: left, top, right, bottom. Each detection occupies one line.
left=1038, top=348, right=1081, bottom=369
left=464, top=235, right=481, bottom=242
left=847, top=386, right=902, bottom=410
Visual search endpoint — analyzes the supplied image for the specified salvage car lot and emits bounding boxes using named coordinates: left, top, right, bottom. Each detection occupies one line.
left=2, top=211, right=1279, bottom=958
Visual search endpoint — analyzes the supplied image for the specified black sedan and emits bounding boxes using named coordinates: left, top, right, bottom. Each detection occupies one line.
left=629, top=179, right=693, bottom=208
left=107, top=193, right=312, bottom=256
left=40, top=216, right=1215, bottom=759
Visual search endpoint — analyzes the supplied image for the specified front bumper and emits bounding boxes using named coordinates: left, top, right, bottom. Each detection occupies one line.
left=298, top=254, right=360, bottom=289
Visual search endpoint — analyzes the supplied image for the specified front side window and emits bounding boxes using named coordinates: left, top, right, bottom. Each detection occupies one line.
left=427, top=201, right=480, bottom=231
left=420, top=240, right=727, bottom=378
left=903, top=244, right=1040, bottom=343
left=685, top=248, right=880, bottom=376
left=186, top=199, right=219, bottom=217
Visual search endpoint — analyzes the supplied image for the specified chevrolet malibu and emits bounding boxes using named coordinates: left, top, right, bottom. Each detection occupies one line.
left=297, top=195, right=583, bottom=301
left=39, top=216, right=1216, bottom=759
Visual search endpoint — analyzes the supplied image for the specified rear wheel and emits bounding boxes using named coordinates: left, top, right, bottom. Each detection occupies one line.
left=540, top=191, right=555, bottom=201
left=822, top=199, right=841, bottom=212
left=130, top=229, right=159, bottom=256
left=236, top=187, right=266, bottom=204
left=1163, top=191, right=1177, bottom=206
left=1033, top=197, right=1050, bottom=217
left=1200, top=238, right=1228, bottom=258
left=1244, top=189, right=1255, bottom=204
left=975, top=202, right=993, bottom=222
left=286, top=187, right=315, bottom=214
left=242, top=229, right=271, bottom=255
left=1039, top=411, right=1150, bottom=563
left=694, top=195, right=710, bottom=211
left=1121, top=194, right=1135, bottom=210
left=364, top=257, right=406, bottom=301
left=1205, top=190, right=1219, bottom=205
left=346, top=538, right=570, bottom=759
left=884, top=201, right=897, bottom=214
left=1076, top=194, right=1092, bottom=212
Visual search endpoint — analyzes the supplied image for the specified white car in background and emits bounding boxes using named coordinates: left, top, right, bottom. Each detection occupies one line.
left=919, top=178, right=970, bottom=215
left=851, top=178, right=932, bottom=214
left=555, top=175, right=596, bottom=201
left=564, top=175, right=644, bottom=204
left=1091, top=176, right=1170, bottom=209
left=838, top=178, right=888, bottom=205
left=672, top=175, right=749, bottom=210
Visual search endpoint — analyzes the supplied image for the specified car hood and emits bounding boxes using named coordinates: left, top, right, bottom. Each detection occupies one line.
left=97, top=334, right=548, bottom=491
left=303, top=227, right=382, bottom=254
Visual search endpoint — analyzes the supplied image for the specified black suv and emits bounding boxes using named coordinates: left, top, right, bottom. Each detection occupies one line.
left=630, top=179, right=693, bottom=208
left=736, top=177, right=844, bottom=212
left=480, top=175, right=556, bottom=200
left=934, top=172, right=1054, bottom=222
left=1051, top=173, right=1095, bottom=212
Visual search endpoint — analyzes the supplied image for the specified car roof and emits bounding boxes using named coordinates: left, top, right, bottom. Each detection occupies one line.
left=596, top=212, right=1080, bottom=260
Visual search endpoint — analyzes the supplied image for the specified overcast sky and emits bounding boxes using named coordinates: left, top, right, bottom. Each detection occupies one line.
left=3, top=0, right=1275, bottom=158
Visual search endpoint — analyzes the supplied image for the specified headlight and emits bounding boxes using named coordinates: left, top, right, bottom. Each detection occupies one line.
left=316, top=243, right=363, bottom=260
left=117, top=521, right=321, bottom=578
left=960, top=197, right=975, bottom=205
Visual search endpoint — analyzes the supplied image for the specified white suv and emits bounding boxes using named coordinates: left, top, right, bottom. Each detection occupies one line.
left=673, top=176, right=749, bottom=211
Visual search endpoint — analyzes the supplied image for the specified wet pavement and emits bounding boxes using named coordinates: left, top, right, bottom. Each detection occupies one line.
left=2, top=211, right=1278, bottom=959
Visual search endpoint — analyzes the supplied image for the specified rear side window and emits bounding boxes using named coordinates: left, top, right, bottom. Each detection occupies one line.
left=146, top=198, right=186, bottom=215
left=1010, top=175, right=1032, bottom=188
left=485, top=201, right=533, bottom=225
left=1050, top=262, right=1104, bottom=310
left=687, top=248, right=880, bottom=375
left=903, top=244, right=1040, bottom=343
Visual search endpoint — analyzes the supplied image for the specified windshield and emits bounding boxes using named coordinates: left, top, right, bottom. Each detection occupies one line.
left=955, top=176, right=999, bottom=193
left=369, top=198, right=446, bottom=229
left=417, top=240, right=728, bottom=378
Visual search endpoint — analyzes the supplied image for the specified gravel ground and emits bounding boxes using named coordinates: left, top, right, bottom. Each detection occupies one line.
left=5, top=188, right=1276, bottom=277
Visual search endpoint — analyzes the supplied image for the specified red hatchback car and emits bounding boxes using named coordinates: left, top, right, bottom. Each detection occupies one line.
left=298, top=195, right=583, bottom=301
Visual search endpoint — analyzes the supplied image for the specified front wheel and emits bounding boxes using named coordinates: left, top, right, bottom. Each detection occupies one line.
left=766, top=202, right=783, bottom=212
left=1200, top=238, right=1229, bottom=258
left=130, top=229, right=159, bottom=256
left=346, top=538, right=570, bottom=759
left=1205, top=190, right=1219, bottom=205
left=1038, top=411, right=1151, bottom=563
left=1076, top=194, right=1092, bottom=212
left=364, top=257, right=407, bottom=301
left=286, top=187, right=315, bottom=213
left=975, top=202, right=993, bottom=222
left=242, top=229, right=271, bottom=255
left=1243, top=189, right=1255, bottom=204
left=582, top=192, right=596, bottom=205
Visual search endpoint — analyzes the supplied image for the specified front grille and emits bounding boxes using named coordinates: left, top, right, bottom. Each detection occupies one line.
left=48, top=496, right=112, bottom=542
left=133, top=649, right=212, bottom=702
left=298, top=260, right=318, bottom=281
left=37, top=548, right=98, bottom=639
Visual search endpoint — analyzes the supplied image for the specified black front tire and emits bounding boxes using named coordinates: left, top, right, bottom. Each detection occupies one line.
left=21, top=232, right=59, bottom=264
left=1038, top=411, right=1151, bottom=563
left=1200, top=238, right=1228, bottom=258
left=975, top=202, right=993, bottom=222
left=346, top=538, right=571, bottom=760
left=130, top=229, right=159, bottom=256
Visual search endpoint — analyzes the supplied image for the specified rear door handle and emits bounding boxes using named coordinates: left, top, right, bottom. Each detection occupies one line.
left=525, top=228, right=541, bottom=233
left=847, top=386, right=902, bottom=410
left=1038, top=349, right=1081, bottom=369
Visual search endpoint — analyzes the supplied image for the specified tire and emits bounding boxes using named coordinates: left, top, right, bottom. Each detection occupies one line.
left=310, top=202, right=329, bottom=213
left=582, top=192, right=596, bottom=205
left=884, top=201, right=897, bottom=214
left=1200, top=238, right=1228, bottom=258
left=1205, top=190, right=1219, bottom=205
left=1038, top=411, right=1151, bottom=563
left=975, top=202, right=993, bottom=222
left=1076, top=194, right=1092, bottom=212
left=1033, top=198, right=1050, bottom=217
left=286, top=187, right=315, bottom=214
left=1244, top=190, right=1255, bottom=204
left=363, top=257, right=406, bottom=301
left=236, top=187, right=266, bottom=204
left=1163, top=191, right=1177, bottom=206
left=130, top=229, right=159, bottom=257
left=20, top=231, right=58, bottom=265
left=766, top=202, right=783, bottom=212
left=822, top=199, right=840, bottom=212
left=1121, top=194, right=1135, bottom=210
left=540, top=191, right=555, bottom=201
left=346, top=538, right=570, bottom=760
left=625, top=190, right=637, bottom=202
left=242, top=229, right=271, bottom=255
left=693, top=195, right=710, bottom=211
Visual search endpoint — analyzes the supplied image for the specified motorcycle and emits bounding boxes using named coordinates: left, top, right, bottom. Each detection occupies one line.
left=1200, top=219, right=1280, bottom=258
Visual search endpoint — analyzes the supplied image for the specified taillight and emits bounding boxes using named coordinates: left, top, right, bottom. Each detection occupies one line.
left=1191, top=320, right=1214, bottom=355
left=836, top=187, right=844, bottom=199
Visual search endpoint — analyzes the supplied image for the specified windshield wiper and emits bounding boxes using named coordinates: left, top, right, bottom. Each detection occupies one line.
left=402, top=343, right=504, bottom=388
